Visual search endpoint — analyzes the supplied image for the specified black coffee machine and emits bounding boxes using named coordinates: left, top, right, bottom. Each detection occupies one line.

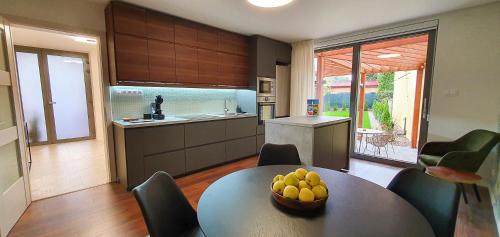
left=150, top=95, right=165, bottom=120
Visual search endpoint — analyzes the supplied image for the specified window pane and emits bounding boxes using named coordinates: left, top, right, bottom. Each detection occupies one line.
left=47, top=55, right=90, bottom=140
left=315, top=47, right=353, bottom=117
left=0, top=85, right=15, bottom=130
left=16, top=52, right=48, bottom=143
left=0, top=141, right=22, bottom=193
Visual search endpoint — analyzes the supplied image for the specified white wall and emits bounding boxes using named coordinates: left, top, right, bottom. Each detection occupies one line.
left=427, top=3, right=500, bottom=186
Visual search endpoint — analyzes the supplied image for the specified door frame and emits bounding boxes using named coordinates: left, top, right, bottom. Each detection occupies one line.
left=314, top=29, right=437, bottom=168
left=14, top=46, right=96, bottom=145
left=0, top=16, right=31, bottom=237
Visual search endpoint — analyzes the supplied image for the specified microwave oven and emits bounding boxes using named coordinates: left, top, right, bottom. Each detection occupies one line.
left=257, top=77, right=276, bottom=97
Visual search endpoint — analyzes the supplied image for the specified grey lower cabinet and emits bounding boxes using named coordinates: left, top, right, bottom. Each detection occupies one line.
left=226, top=136, right=257, bottom=162
left=144, top=150, right=186, bottom=177
left=186, top=142, right=226, bottom=172
left=114, top=116, right=259, bottom=190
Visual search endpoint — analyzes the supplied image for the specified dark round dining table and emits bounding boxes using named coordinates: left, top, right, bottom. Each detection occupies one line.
left=197, top=165, right=435, bottom=237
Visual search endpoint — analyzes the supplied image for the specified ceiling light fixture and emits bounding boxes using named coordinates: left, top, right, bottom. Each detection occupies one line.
left=69, top=36, right=97, bottom=44
left=248, top=0, right=293, bottom=8
left=377, top=53, right=400, bottom=59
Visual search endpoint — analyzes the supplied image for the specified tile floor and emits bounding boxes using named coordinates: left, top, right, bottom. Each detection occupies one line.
left=29, top=139, right=109, bottom=200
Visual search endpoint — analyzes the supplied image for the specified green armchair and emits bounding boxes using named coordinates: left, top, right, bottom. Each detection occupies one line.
left=418, top=129, right=500, bottom=173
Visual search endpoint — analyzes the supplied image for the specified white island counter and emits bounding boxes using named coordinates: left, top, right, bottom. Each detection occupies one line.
left=265, top=116, right=352, bottom=171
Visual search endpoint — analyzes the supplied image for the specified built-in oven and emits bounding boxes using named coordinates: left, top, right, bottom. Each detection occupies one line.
left=257, top=96, right=276, bottom=124
left=257, top=77, right=276, bottom=97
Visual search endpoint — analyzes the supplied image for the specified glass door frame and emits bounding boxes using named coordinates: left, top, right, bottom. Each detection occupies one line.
left=315, top=29, right=437, bottom=168
left=14, top=46, right=96, bottom=145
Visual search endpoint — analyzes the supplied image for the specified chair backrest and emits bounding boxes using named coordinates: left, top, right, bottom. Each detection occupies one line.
left=132, top=171, right=198, bottom=237
left=387, top=168, right=460, bottom=237
left=455, top=129, right=499, bottom=153
left=257, top=143, right=301, bottom=166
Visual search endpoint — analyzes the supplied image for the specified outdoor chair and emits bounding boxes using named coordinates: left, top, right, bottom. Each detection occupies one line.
left=366, top=133, right=393, bottom=158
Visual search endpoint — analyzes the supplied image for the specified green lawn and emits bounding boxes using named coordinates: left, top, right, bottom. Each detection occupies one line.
left=323, top=110, right=372, bottom=129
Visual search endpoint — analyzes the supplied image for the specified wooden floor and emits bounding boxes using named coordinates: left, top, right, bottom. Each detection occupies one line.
left=8, top=157, right=497, bottom=237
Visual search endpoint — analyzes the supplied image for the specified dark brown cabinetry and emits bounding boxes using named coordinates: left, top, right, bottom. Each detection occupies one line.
left=106, top=1, right=250, bottom=87
left=148, top=39, right=175, bottom=83
left=146, top=10, right=175, bottom=42
left=114, top=34, right=149, bottom=82
left=175, top=44, right=198, bottom=83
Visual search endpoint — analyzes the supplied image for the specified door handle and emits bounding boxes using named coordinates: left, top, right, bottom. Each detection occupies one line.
left=49, top=101, right=56, bottom=105
left=422, top=98, right=427, bottom=120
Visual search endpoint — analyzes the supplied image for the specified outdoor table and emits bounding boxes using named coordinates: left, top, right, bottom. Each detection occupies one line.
left=197, top=165, right=434, bottom=237
left=356, top=128, right=383, bottom=152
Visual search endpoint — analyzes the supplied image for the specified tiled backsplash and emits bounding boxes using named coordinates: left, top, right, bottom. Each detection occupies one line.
left=110, top=86, right=255, bottom=120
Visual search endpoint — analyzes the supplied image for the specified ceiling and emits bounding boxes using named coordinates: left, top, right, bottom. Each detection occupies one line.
left=91, top=0, right=496, bottom=42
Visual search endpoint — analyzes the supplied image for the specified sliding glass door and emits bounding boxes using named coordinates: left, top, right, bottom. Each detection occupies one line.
left=315, top=31, right=436, bottom=167
left=15, top=47, right=95, bottom=145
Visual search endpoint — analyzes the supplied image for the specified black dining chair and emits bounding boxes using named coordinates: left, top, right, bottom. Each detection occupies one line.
left=387, top=168, right=460, bottom=237
left=257, top=143, right=301, bottom=166
left=132, top=171, right=205, bottom=237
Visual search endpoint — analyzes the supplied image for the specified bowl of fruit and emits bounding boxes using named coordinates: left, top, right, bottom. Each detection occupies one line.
left=271, top=168, right=329, bottom=211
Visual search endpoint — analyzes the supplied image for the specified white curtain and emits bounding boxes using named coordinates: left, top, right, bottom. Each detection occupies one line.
left=290, top=40, right=315, bottom=116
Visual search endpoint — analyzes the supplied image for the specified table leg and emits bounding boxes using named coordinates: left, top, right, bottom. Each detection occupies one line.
left=459, top=183, right=468, bottom=204
left=473, top=184, right=481, bottom=202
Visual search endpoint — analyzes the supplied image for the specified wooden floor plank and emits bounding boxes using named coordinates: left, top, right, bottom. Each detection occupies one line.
left=8, top=157, right=497, bottom=237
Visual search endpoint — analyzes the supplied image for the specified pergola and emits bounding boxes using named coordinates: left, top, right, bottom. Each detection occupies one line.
left=315, top=34, right=428, bottom=148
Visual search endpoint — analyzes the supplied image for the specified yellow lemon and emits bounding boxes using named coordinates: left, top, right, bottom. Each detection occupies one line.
left=284, top=172, right=299, bottom=187
left=283, top=185, right=299, bottom=200
left=305, top=171, right=321, bottom=186
left=272, top=181, right=285, bottom=194
left=312, top=185, right=328, bottom=200
left=319, top=180, right=328, bottom=190
left=298, top=187, right=315, bottom=202
left=273, top=174, right=285, bottom=183
left=294, top=168, right=308, bottom=180
left=298, top=180, right=311, bottom=190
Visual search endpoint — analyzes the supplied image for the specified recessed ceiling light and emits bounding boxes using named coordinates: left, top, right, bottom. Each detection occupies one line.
left=377, top=53, right=400, bottom=59
left=69, top=36, right=97, bottom=44
left=248, top=0, right=293, bottom=8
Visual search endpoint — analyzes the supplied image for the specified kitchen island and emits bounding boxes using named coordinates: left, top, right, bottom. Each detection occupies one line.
left=265, top=116, right=351, bottom=171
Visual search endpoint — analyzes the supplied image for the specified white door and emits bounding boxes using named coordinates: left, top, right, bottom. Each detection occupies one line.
left=0, top=17, right=31, bottom=237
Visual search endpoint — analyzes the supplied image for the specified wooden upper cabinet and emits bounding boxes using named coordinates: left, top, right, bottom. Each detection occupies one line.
left=146, top=10, right=174, bottom=42
left=175, top=19, right=198, bottom=47
left=112, top=2, right=146, bottom=37
left=175, top=45, right=198, bottom=83
left=115, top=34, right=149, bottom=82
left=148, top=40, right=176, bottom=83
left=218, top=53, right=249, bottom=86
left=219, top=31, right=248, bottom=56
left=197, top=25, right=218, bottom=51
left=198, top=49, right=220, bottom=84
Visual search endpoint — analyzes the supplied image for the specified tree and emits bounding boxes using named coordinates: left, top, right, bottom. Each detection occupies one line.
left=376, top=72, right=394, bottom=100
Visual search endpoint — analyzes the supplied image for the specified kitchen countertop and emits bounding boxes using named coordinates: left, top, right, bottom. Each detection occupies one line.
left=265, top=116, right=351, bottom=128
left=113, top=113, right=257, bottom=128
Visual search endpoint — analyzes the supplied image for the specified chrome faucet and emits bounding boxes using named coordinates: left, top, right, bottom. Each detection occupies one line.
left=224, top=97, right=231, bottom=114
